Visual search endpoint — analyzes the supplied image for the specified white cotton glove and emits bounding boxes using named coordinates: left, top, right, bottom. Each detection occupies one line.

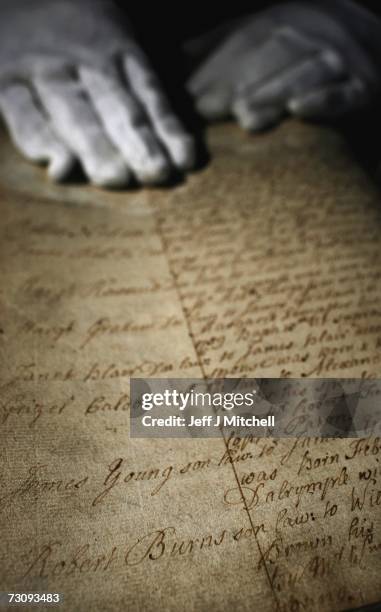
left=188, top=1, right=381, bottom=131
left=0, top=0, right=195, bottom=187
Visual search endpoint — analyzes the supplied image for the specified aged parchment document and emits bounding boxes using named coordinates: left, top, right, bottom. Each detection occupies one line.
left=0, top=121, right=380, bottom=612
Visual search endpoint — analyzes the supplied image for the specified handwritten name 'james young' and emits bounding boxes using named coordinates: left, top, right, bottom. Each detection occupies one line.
left=141, top=415, right=275, bottom=428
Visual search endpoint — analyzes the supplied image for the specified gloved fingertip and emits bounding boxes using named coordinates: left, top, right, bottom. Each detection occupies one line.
left=171, top=136, right=196, bottom=171
left=287, top=97, right=305, bottom=114
left=136, top=158, right=171, bottom=186
left=236, top=109, right=267, bottom=132
left=232, top=99, right=254, bottom=129
left=196, top=94, right=230, bottom=120
left=287, top=96, right=317, bottom=118
left=233, top=99, right=283, bottom=132
left=48, top=153, right=76, bottom=182
left=91, top=161, right=131, bottom=188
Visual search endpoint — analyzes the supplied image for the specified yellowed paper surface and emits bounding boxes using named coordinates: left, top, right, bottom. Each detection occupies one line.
left=0, top=122, right=380, bottom=611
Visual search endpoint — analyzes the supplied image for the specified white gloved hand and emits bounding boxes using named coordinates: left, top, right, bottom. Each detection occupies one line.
left=0, top=0, right=195, bottom=187
left=188, top=1, right=381, bottom=131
